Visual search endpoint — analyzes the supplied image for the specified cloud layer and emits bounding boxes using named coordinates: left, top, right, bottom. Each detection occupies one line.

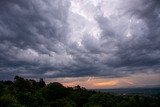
left=0, top=0, right=160, bottom=80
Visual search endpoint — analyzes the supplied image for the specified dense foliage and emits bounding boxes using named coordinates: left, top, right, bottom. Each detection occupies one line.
left=0, top=76, right=160, bottom=107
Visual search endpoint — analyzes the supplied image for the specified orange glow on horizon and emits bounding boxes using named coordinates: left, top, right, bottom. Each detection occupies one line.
left=63, top=82, right=78, bottom=87
left=93, top=81, right=118, bottom=87
left=62, top=80, right=119, bottom=88
left=45, top=72, right=160, bottom=89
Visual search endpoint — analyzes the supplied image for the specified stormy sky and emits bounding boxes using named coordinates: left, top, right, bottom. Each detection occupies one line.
left=0, top=0, right=160, bottom=88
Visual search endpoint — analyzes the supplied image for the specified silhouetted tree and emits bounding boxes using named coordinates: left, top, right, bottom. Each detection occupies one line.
left=38, top=78, right=45, bottom=88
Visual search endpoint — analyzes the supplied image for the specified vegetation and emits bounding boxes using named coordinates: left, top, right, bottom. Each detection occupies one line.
left=0, top=76, right=160, bottom=107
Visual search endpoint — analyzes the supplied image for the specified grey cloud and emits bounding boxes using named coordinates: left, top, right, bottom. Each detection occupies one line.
left=0, top=0, right=160, bottom=80
left=0, top=0, right=72, bottom=79
left=95, top=0, right=160, bottom=67
left=0, top=0, right=70, bottom=52
left=115, top=0, right=160, bottom=68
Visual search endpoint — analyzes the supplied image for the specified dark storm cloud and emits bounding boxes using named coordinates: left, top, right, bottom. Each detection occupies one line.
left=95, top=0, right=160, bottom=75
left=0, top=0, right=160, bottom=80
left=0, top=0, right=71, bottom=79
left=113, top=0, right=160, bottom=68
left=0, top=0, right=69, bottom=51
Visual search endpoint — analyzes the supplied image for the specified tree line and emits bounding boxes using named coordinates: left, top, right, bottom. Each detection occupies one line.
left=0, top=76, right=160, bottom=107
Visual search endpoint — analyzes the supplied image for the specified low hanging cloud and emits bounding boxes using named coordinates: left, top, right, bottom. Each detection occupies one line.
left=0, top=0, right=160, bottom=80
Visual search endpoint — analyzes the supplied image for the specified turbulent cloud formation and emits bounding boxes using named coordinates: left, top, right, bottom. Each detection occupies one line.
left=0, top=0, right=160, bottom=80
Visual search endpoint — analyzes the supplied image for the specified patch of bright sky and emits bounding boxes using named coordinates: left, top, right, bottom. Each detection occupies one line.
left=68, top=0, right=149, bottom=45
left=68, top=0, right=102, bottom=46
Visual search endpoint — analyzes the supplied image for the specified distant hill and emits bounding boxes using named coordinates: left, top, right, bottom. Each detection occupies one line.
left=93, top=87, right=160, bottom=95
